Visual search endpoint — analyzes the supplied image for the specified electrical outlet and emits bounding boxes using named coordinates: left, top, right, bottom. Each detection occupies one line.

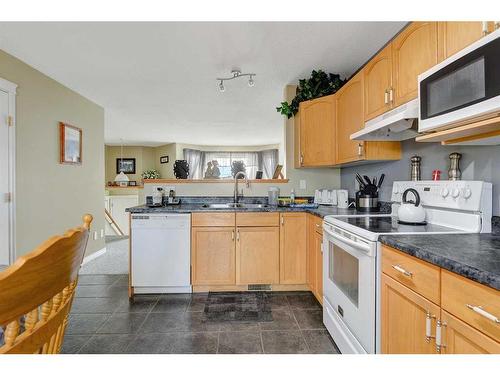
left=299, top=180, right=306, bottom=190
left=93, top=231, right=98, bottom=240
left=100, top=229, right=104, bottom=238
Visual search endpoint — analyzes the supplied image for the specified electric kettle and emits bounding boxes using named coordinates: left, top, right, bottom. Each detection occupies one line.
left=397, top=188, right=426, bottom=225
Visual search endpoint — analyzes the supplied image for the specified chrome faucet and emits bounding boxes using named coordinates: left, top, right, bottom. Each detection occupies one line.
left=233, top=171, right=249, bottom=204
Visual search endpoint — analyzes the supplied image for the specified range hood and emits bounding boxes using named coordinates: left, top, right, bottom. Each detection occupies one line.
left=350, top=98, right=419, bottom=141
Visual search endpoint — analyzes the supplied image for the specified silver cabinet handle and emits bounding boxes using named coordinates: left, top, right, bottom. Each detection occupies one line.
left=236, top=229, right=240, bottom=241
left=435, top=320, right=446, bottom=353
left=281, top=216, right=284, bottom=226
left=466, top=304, right=500, bottom=323
left=389, top=87, right=394, bottom=103
left=384, top=90, right=389, bottom=104
left=482, top=21, right=489, bottom=35
left=232, top=230, right=235, bottom=241
left=357, top=143, right=363, bottom=156
left=494, top=22, right=500, bottom=30
left=425, top=312, right=436, bottom=342
left=392, top=264, right=413, bottom=277
left=300, top=153, right=304, bottom=166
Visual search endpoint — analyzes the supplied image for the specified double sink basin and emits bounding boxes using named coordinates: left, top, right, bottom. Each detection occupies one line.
left=201, top=203, right=269, bottom=209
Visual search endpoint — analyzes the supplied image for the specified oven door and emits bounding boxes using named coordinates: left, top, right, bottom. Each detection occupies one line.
left=323, top=224, right=376, bottom=354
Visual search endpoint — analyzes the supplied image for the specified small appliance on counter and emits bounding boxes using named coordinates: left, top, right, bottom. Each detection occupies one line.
left=337, top=190, right=348, bottom=209
left=268, top=186, right=279, bottom=206
left=314, top=189, right=337, bottom=205
left=354, top=173, right=384, bottom=212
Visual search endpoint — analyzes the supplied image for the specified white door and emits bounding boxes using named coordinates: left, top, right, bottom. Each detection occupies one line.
left=0, top=89, right=11, bottom=265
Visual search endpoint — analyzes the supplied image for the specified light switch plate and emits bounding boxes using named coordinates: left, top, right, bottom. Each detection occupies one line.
left=299, top=180, right=306, bottom=190
left=100, top=229, right=104, bottom=238
left=93, top=231, right=98, bottom=240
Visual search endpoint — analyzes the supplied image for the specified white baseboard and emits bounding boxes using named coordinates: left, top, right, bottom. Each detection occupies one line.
left=81, top=247, right=106, bottom=265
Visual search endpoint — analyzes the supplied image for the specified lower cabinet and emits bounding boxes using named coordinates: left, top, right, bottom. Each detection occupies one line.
left=236, top=226, right=280, bottom=285
left=382, top=245, right=500, bottom=354
left=279, top=213, right=307, bottom=284
left=381, top=274, right=440, bottom=354
left=191, top=226, right=235, bottom=285
left=307, top=214, right=323, bottom=304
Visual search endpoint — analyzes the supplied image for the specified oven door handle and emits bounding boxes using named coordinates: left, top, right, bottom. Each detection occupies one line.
left=323, top=226, right=372, bottom=253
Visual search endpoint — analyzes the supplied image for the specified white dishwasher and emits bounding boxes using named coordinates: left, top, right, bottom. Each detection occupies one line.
left=131, top=213, right=191, bottom=294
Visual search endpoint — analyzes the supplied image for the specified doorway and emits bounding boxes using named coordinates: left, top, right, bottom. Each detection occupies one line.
left=0, top=77, right=16, bottom=267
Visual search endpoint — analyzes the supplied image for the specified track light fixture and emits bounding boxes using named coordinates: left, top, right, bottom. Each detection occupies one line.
left=216, top=69, right=256, bottom=92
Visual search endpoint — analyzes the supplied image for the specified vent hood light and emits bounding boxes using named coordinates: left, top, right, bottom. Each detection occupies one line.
left=350, top=98, right=419, bottom=141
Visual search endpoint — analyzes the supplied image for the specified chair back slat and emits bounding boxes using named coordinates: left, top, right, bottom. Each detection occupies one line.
left=0, top=214, right=92, bottom=354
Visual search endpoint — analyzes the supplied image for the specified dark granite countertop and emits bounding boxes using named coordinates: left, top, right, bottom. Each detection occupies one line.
left=126, top=202, right=363, bottom=218
left=379, top=234, right=500, bottom=291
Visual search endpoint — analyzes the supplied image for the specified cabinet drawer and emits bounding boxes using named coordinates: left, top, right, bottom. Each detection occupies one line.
left=236, top=212, right=279, bottom=227
left=382, top=245, right=440, bottom=304
left=192, top=212, right=235, bottom=227
left=441, top=270, right=500, bottom=342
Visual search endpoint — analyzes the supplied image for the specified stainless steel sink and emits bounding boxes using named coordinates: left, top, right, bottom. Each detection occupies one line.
left=201, top=203, right=268, bottom=209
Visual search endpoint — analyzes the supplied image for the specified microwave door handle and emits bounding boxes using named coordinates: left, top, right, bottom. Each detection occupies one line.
left=323, top=226, right=371, bottom=253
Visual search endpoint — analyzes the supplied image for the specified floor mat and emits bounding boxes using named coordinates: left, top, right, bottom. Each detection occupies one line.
left=204, top=292, right=273, bottom=322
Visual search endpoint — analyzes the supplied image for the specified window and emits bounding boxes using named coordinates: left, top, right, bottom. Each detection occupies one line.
left=183, top=149, right=278, bottom=179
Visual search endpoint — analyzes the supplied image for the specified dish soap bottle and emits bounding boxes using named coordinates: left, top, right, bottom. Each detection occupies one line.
left=290, top=189, right=296, bottom=204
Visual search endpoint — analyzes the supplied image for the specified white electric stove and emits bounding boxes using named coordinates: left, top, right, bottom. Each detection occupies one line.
left=321, top=180, right=492, bottom=354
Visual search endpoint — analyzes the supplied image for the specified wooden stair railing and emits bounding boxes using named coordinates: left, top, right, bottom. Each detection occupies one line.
left=0, top=214, right=93, bottom=354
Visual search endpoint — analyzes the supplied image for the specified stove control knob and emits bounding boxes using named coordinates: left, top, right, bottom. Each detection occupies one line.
left=463, top=188, right=472, bottom=199
left=440, top=187, right=449, bottom=198
left=452, top=188, right=460, bottom=198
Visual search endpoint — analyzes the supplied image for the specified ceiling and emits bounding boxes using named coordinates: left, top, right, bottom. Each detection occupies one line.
left=0, top=22, right=405, bottom=146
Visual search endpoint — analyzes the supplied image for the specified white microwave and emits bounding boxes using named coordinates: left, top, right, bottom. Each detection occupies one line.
left=418, top=28, right=500, bottom=133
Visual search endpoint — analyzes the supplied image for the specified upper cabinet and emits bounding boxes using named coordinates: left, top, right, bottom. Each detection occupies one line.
left=438, top=22, right=493, bottom=61
left=298, top=95, right=336, bottom=167
left=336, top=71, right=365, bottom=164
left=364, top=44, right=393, bottom=121
left=392, top=22, right=438, bottom=106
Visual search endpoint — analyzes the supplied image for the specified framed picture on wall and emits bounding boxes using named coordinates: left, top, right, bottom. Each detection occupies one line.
left=116, top=158, right=136, bottom=174
left=160, top=155, right=169, bottom=164
left=59, top=122, right=82, bottom=165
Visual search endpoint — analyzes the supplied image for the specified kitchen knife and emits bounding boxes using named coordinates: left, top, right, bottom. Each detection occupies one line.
left=356, top=173, right=366, bottom=188
left=377, top=174, right=385, bottom=189
left=363, top=175, right=372, bottom=186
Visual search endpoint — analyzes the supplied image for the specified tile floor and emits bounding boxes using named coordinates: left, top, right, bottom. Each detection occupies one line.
left=63, top=274, right=340, bottom=354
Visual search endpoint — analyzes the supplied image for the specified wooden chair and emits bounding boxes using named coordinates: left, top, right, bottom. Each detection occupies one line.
left=0, top=214, right=93, bottom=354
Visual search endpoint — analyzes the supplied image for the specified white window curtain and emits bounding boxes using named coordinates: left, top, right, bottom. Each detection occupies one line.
left=183, top=148, right=279, bottom=179
left=259, top=149, right=279, bottom=179
left=183, top=149, right=205, bottom=179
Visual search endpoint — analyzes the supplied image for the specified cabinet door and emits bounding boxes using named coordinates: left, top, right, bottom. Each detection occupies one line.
left=307, top=216, right=317, bottom=293
left=314, top=231, right=323, bottom=305
left=191, top=227, right=235, bottom=285
left=336, top=71, right=365, bottom=164
left=392, top=22, right=438, bottom=106
left=280, top=213, right=307, bottom=284
left=381, top=274, right=440, bottom=354
left=440, top=310, right=500, bottom=354
left=236, top=227, right=279, bottom=285
left=438, top=22, right=492, bottom=61
left=110, top=196, right=139, bottom=236
left=299, top=95, right=336, bottom=166
left=364, top=44, right=393, bottom=121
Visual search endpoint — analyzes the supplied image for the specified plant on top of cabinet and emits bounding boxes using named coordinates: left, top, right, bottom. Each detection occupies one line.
left=277, top=70, right=346, bottom=118
left=141, top=169, right=160, bottom=180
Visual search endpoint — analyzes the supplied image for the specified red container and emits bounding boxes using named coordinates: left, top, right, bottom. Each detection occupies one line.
left=432, top=170, right=441, bottom=181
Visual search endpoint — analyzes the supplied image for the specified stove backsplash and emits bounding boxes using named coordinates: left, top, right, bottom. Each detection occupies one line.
left=341, top=139, right=500, bottom=216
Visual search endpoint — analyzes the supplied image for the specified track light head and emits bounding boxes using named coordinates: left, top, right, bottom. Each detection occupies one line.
left=248, top=75, right=255, bottom=87
left=218, top=80, right=225, bottom=92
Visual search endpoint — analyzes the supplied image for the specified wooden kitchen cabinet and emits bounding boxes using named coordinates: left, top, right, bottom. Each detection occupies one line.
left=314, top=230, right=323, bottom=304
left=336, top=71, right=365, bottom=164
left=307, top=214, right=323, bottom=304
left=298, top=95, right=336, bottom=167
left=236, top=226, right=280, bottom=285
left=381, top=273, right=440, bottom=354
left=391, top=21, right=438, bottom=106
left=438, top=22, right=493, bottom=62
left=191, top=226, right=235, bottom=285
left=364, top=44, right=393, bottom=121
left=439, top=310, right=500, bottom=354
left=382, top=245, right=500, bottom=354
left=280, top=213, right=307, bottom=284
